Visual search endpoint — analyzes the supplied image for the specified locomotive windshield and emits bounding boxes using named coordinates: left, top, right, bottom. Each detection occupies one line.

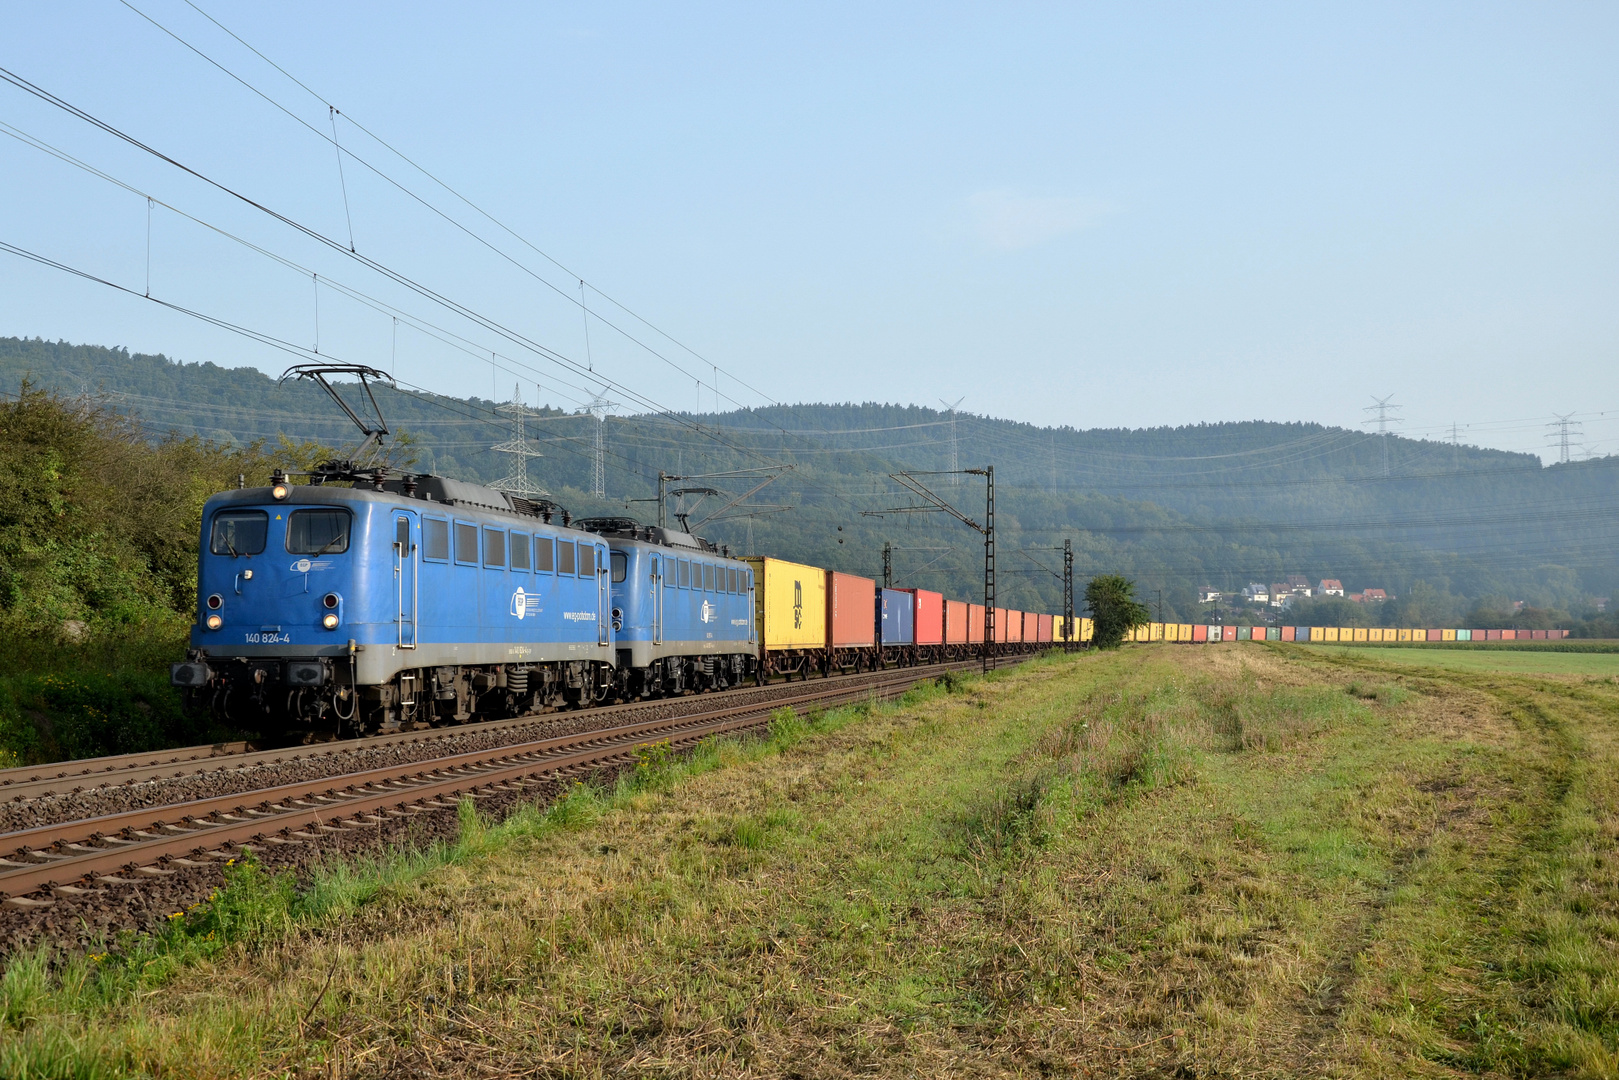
left=611, top=551, right=627, bottom=582
left=209, top=510, right=267, bottom=556
left=286, top=508, right=352, bottom=555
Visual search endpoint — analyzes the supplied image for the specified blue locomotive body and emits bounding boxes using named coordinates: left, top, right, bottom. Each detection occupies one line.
left=173, top=475, right=757, bottom=735
left=588, top=520, right=755, bottom=695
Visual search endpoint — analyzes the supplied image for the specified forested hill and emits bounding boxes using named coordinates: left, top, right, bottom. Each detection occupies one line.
left=3, top=335, right=1615, bottom=622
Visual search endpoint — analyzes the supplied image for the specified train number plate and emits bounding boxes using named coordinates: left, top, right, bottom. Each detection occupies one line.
left=245, top=632, right=291, bottom=644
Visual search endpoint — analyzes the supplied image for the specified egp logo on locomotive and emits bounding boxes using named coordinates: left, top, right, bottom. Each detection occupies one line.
left=510, top=587, right=536, bottom=620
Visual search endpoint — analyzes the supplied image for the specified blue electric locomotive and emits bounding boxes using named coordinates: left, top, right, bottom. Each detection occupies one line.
left=576, top=517, right=756, bottom=696
left=171, top=468, right=618, bottom=735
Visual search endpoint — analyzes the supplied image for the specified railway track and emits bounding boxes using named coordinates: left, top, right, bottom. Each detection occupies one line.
left=0, top=658, right=996, bottom=910
left=0, top=659, right=993, bottom=805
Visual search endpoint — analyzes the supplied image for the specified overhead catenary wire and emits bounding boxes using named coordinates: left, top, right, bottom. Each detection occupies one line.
left=0, top=62, right=925, bottom=508
left=115, top=0, right=901, bottom=474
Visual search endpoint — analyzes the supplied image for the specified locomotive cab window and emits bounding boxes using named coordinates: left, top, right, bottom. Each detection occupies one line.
left=703, top=564, right=715, bottom=591
left=422, top=518, right=449, bottom=561
left=483, top=528, right=506, bottom=568
left=727, top=567, right=737, bottom=593
left=557, top=539, right=576, bottom=576
left=210, top=510, right=267, bottom=556
left=510, top=532, right=531, bottom=572
left=610, top=551, right=627, bottom=583
left=285, top=509, right=351, bottom=555
left=677, top=560, right=689, bottom=588
left=579, top=544, right=596, bottom=578
left=535, top=536, right=554, bottom=573
left=454, top=522, right=479, bottom=565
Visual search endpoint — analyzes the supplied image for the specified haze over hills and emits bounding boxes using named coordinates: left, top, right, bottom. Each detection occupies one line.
left=4, top=335, right=1615, bottom=622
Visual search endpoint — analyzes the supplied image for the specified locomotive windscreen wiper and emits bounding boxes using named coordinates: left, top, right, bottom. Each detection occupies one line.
left=312, top=532, right=349, bottom=557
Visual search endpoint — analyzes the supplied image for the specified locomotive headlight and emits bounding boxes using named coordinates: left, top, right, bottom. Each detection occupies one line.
left=205, top=614, right=223, bottom=631
left=322, top=613, right=340, bottom=630
left=271, top=483, right=290, bottom=500
left=206, top=593, right=223, bottom=610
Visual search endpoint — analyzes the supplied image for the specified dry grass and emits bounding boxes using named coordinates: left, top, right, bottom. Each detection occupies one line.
left=6, top=645, right=1619, bottom=1078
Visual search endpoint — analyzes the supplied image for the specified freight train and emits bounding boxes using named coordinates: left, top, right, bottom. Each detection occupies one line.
left=1135, top=623, right=1569, bottom=643
left=170, top=464, right=1088, bottom=738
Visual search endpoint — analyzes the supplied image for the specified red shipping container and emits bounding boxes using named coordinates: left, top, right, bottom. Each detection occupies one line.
left=1037, top=613, right=1053, bottom=642
left=1221, top=625, right=1236, bottom=641
left=945, top=599, right=969, bottom=644
left=994, top=608, right=1008, bottom=642
left=1006, top=610, right=1023, bottom=643
left=1193, top=624, right=1208, bottom=643
left=1246, top=626, right=1262, bottom=641
left=825, top=571, right=876, bottom=648
left=1501, top=629, right=1516, bottom=640
left=968, top=603, right=986, bottom=644
left=1532, top=629, right=1547, bottom=640
left=1425, top=629, right=1442, bottom=641
left=1486, top=628, right=1501, bottom=640
left=1024, top=611, right=1039, bottom=641
left=903, top=589, right=944, bottom=645
left=1281, top=626, right=1296, bottom=642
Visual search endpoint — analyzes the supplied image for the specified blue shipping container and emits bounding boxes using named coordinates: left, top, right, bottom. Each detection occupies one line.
left=878, top=588, right=915, bottom=646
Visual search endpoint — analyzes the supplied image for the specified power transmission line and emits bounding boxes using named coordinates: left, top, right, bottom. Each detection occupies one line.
left=1361, top=395, right=1401, bottom=478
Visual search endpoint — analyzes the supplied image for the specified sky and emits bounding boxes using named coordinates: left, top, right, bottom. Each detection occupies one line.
left=0, top=2, right=1615, bottom=461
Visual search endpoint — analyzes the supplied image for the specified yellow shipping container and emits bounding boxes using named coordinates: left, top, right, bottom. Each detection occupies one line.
left=1324, top=627, right=1340, bottom=642
left=1368, top=628, right=1383, bottom=642
left=1180, top=623, right=1194, bottom=642
left=741, top=556, right=826, bottom=651
left=1081, top=618, right=1094, bottom=642
left=1354, top=627, right=1369, bottom=642
left=1442, top=628, right=1457, bottom=641
left=1396, top=628, right=1411, bottom=642
left=1148, top=622, right=1162, bottom=641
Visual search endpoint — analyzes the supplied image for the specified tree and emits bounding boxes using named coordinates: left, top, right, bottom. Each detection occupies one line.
left=1085, top=574, right=1151, bottom=649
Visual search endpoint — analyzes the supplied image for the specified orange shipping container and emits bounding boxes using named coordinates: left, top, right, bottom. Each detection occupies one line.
left=908, top=589, right=944, bottom=645
left=1038, top=613, right=1053, bottom=642
left=968, top=603, right=986, bottom=644
left=825, top=571, right=876, bottom=649
left=943, top=599, right=969, bottom=645
left=1023, top=611, right=1039, bottom=641
left=1007, top=611, right=1023, bottom=643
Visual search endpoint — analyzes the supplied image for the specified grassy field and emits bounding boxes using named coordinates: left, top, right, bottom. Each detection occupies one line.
left=5, top=644, right=1619, bottom=1077
left=1311, top=643, right=1619, bottom=676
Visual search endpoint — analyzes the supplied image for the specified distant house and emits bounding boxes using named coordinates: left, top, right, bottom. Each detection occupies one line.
left=1361, top=588, right=1388, bottom=602
left=1348, top=593, right=1364, bottom=603
left=1285, top=574, right=1311, bottom=593
left=1269, top=584, right=1290, bottom=608
left=1198, top=587, right=1222, bottom=604
left=1319, top=579, right=1344, bottom=597
left=1242, top=582, right=1270, bottom=604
